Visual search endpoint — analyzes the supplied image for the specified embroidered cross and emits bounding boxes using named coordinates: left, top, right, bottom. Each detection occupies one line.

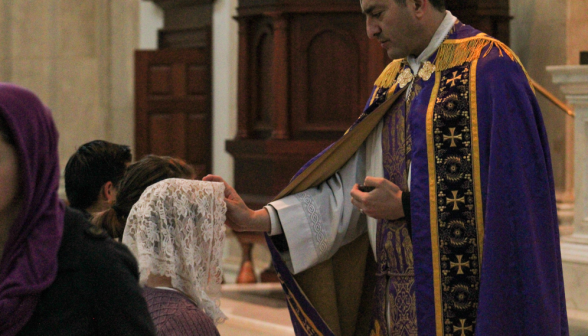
left=443, top=128, right=462, bottom=147
left=447, top=190, right=465, bottom=211
left=450, top=255, right=470, bottom=274
left=453, top=319, right=473, bottom=336
left=446, top=71, right=462, bottom=87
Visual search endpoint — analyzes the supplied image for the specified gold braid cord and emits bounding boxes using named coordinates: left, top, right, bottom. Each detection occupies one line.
left=373, top=33, right=532, bottom=90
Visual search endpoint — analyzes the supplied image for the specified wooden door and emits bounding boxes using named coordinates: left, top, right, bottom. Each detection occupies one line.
left=135, top=47, right=211, bottom=178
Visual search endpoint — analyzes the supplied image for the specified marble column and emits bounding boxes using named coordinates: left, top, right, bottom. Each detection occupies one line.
left=548, top=65, right=588, bottom=325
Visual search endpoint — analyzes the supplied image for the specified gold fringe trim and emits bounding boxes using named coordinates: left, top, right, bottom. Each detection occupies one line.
left=435, top=33, right=533, bottom=87
left=374, top=58, right=404, bottom=89
left=373, top=33, right=533, bottom=90
left=436, top=33, right=510, bottom=71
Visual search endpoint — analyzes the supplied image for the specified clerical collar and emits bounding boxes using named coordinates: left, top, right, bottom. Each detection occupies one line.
left=407, top=10, right=457, bottom=74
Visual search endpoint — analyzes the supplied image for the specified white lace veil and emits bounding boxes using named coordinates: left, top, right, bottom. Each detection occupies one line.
left=122, top=178, right=227, bottom=324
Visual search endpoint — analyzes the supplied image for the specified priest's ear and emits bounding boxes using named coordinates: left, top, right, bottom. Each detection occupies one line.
left=411, top=0, right=444, bottom=22
left=406, top=0, right=430, bottom=19
left=408, top=0, right=429, bottom=18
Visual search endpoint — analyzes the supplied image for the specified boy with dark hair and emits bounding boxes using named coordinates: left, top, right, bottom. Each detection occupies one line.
left=65, top=140, right=132, bottom=216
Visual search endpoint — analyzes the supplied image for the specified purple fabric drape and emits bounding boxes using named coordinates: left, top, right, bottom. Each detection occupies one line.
left=0, top=83, right=65, bottom=335
left=267, top=21, right=568, bottom=335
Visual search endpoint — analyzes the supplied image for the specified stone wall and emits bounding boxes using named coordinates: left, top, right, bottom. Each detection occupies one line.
left=566, top=0, right=588, bottom=65
left=510, top=0, right=570, bottom=199
left=0, top=0, right=139, bottom=197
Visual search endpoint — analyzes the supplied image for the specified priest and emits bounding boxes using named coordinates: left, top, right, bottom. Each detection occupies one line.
left=205, top=0, right=568, bottom=334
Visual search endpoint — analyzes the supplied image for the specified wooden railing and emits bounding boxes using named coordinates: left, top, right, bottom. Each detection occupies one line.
left=531, top=79, right=575, bottom=117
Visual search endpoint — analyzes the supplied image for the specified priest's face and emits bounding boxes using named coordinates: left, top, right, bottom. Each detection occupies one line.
left=361, top=0, right=422, bottom=60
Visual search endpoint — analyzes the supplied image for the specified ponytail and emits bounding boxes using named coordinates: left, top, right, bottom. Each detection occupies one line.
left=93, top=208, right=125, bottom=239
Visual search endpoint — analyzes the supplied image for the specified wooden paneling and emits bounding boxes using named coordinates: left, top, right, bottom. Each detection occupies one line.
left=228, top=1, right=388, bottom=203
left=148, top=112, right=187, bottom=157
left=186, top=113, right=209, bottom=177
left=135, top=43, right=211, bottom=179
left=187, top=65, right=209, bottom=95
left=148, top=66, right=173, bottom=95
left=226, top=139, right=333, bottom=207
left=159, top=27, right=211, bottom=49
left=137, top=3, right=214, bottom=179
left=446, top=0, right=511, bottom=44
left=290, top=13, right=366, bottom=139
left=236, top=7, right=385, bottom=142
left=149, top=0, right=213, bottom=9
left=250, top=20, right=274, bottom=138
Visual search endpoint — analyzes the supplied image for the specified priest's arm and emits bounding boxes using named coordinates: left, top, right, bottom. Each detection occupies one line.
left=205, top=143, right=370, bottom=274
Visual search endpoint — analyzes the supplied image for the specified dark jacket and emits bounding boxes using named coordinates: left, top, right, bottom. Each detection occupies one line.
left=18, top=207, right=156, bottom=336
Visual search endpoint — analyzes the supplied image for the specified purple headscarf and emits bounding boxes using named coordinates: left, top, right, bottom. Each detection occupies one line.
left=0, top=83, right=65, bottom=335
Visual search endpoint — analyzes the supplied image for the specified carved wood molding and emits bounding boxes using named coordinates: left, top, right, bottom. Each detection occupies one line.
left=148, top=0, right=213, bottom=10
left=237, top=0, right=362, bottom=17
left=239, top=0, right=358, bottom=7
left=446, top=0, right=511, bottom=44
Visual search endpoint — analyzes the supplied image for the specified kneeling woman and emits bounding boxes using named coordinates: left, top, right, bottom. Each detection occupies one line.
left=0, top=83, right=155, bottom=335
left=122, top=178, right=227, bottom=335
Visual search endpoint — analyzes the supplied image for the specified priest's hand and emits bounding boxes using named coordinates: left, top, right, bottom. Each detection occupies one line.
left=203, top=175, right=271, bottom=232
left=350, top=176, right=404, bottom=220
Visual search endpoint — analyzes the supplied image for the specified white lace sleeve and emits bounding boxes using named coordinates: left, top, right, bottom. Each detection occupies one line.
left=122, top=178, right=227, bottom=324
left=269, top=142, right=368, bottom=274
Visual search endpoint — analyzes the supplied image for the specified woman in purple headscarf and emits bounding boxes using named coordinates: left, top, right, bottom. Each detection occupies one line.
left=0, top=83, right=156, bottom=336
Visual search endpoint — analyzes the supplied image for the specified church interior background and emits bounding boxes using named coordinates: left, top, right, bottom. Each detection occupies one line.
left=0, top=0, right=587, bottom=334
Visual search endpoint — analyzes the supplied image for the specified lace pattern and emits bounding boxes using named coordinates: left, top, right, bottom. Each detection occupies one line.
left=122, top=178, right=227, bottom=324
left=295, top=191, right=328, bottom=255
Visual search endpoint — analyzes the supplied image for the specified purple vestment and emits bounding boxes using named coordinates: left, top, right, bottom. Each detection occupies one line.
left=267, top=21, right=568, bottom=336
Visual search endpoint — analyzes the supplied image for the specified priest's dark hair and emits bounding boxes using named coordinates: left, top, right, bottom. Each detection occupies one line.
left=65, top=140, right=132, bottom=211
left=395, top=0, right=445, bottom=11
left=428, top=0, right=445, bottom=10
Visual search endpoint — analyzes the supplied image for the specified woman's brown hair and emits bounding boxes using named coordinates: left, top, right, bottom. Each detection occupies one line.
left=93, top=155, right=195, bottom=239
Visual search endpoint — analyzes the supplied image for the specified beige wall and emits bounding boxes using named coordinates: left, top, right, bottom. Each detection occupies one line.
left=567, top=0, right=588, bottom=65
left=211, top=0, right=239, bottom=187
left=0, top=0, right=139, bottom=188
left=510, top=0, right=569, bottom=196
left=511, top=0, right=588, bottom=202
